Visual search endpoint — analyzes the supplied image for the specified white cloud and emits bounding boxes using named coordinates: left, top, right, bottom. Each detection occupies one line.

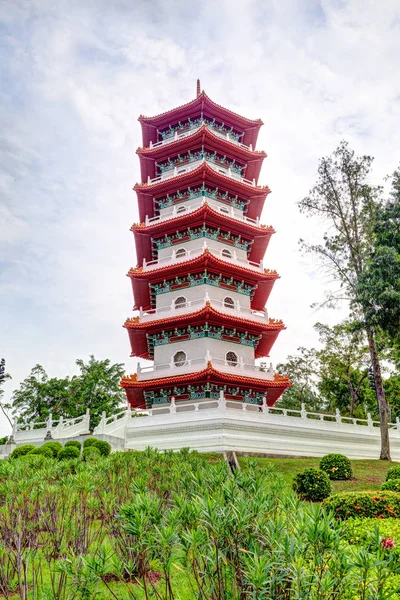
left=0, top=0, right=399, bottom=435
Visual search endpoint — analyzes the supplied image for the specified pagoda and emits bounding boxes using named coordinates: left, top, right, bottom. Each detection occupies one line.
left=121, top=83, right=291, bottom=410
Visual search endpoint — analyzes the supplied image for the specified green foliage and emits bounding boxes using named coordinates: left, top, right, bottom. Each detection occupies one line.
left=292, top=468, right=331, bottom=501
left=343, top=517, right=400, bottom=549
left=10, top=444, right=35, bottom=459
left=64, top=440, right=81, bottom=450
left=386, top=465, right=400, bottom=481
left=381, top=479, right=400, bottom=492
left=41, top=441, right=62, bottom=457
left=83, top=437, right=98, bottom=448
left=57, top=446, right=80, bottom=460
left=28, top=446, right=54, bottom=458
left=82, top=446, right=101, bottom=461
left=324, top=491, right=400, bottom=519
left=92, top=440, right=111, bottom=457
left=320, top=454, right=353, bottom=480
left=0, top=436, right=9, bottom=445
left=276, top=347, right=324, bottom=411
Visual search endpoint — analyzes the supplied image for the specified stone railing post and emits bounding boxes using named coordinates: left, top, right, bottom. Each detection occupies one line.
left=218, top=390, right=226, bottom=411
left=335, top=408, right=342, bottom=425
left=367, top=412, right=373, bottom=432
left=45, top=413, right=53, bottom=440
left=261, top=396, right=268, bottom=414
left=170, top=397, right=176, bottom=414
left=300, top=403, right=307, bottom=420
left=97, top=411, right=106, bottom=434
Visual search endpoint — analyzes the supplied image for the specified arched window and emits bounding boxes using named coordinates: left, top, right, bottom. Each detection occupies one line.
left=226, top=351, right=238, bottom=366
left=174, top=296, right=187, bottom=309
left=175, top=247, right=187, bottom=259
left=221, top=248, right=232, bottom=259
left=173, top=351, right=187, bottom=367
left=223, top=296, right=235, bottom=309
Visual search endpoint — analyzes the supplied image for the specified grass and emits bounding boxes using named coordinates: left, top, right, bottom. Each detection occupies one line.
left=238, top=456, right=398, bottom=492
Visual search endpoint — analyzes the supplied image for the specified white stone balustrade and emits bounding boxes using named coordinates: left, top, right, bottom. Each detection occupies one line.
left=138, top=295, right=269, bottom=324
left=136, top=354, right=275, bottom=381
left=146, top=159, right=256, bottom=187
left=148, top=123, right=252, bottom=151
left=142, top=242, right=263, bottom=273
left=13, top=410, right=91, bottom=443
left=145, top=198, right=261, bottom=228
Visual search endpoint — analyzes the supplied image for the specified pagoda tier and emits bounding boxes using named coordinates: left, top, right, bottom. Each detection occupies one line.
left=139, top=91, right=263, bottom=149
left=124, top=302, right=285, bottom=359
left=131, top=202, right=275, bottom=265
left=137, top=124, right=266, bottom=184
left=134, top=161, right=270, bottom=222
left=121, top=363, right=290, bottom=409
left=128, top=248, right=279, bottom=311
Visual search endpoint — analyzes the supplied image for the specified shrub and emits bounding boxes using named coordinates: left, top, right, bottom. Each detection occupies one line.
left=10, top=444, right=35, bottom=459
left=58, top=446, right=80, bottom=461
left=41, top=441, right=63, bottom=457
left=319, top=454, right=352, bottom=480
left=83, top=437, right=98, bottom=448
left=324, top=491, right=400, bottom=519
left=93, top=440, right=111, bottom=457
left=82, top=446, right=101, bottom=461
left=65, top=440, right=82, bottom=451
left=292, top=468, right=331, bottom=501
left=386, top=465, right=400, bottom=482
left=381, top=479, right=400, bottom=492
left=28, top=446, right=54, bottom=458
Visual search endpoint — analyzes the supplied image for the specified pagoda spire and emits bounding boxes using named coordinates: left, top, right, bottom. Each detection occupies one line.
left=196, top=79, right=201, bottom=98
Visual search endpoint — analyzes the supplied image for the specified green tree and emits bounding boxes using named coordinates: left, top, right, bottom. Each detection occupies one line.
left=315, top=322, right=371, bottom=417
left=276, top=347, right=324, bottom=411
left=357, top=169, right=400, bottom=346
left=299, top=141, right=391, bottom=459
left=67, top=355, right=126, bottom=429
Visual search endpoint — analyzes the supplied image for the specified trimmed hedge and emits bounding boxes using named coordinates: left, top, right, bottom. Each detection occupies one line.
left=381, top=479, right=400, bottom=492
left=82, top=437, right=111, bottom=456
left=57, top=446, right=80, bottom=461
left=324, top=491, right=400, bottom=519
left=319, top=454, right=352, bottom=480
left=83, top=437, right=99, bottom=448
left=28, top=446, right=53, bottom=458
left=10, top=444, right=35, bottom=459
left=386, top=466, right=400, bottom=482
left=292, top=468, right=331, bottom=501
left=82, top=446, right=101, bottom=461
left=65, top=440, right=81, bottom=451
left=41, top=441, right=62, bottom=457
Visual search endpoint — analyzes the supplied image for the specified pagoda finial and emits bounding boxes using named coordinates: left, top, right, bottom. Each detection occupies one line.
left=196, top=79, right=201, bottom=98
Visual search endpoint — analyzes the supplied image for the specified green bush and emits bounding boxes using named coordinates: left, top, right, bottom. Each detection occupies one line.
left=10, top=444, right=36, bottom=459
left=292, top=468, right=331, bottom=501
left=83, top=437, right=98, bottom=448
left=41, top=441, right=62, bottom=457
left=343, top=517, right=400, bottom=548
left=82, top=446, right=101, bottom=461
left=65, top=440, right=81, bottom=451
left=93, top=440, right=111, bottom=457
left=381, top=479, right=400, bottom=492
left=82, top=437, right=111, bottom=456
left=386, top=465, right=400, bottom=481
left=57, top=446, right=80, bottom=461
left=324, top=491, right=400, bottom=519
left=319, top=454, right=353, bottom=480
left=28, top=446, right=54, bottom=458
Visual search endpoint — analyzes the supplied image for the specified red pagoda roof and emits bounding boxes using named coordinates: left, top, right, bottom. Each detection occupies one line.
left=128, top=249, right=279, bottom=312
left=139, top=91, right=263, bottom=149
left=124, top=303, right=285, bottom=359
left=134, top=161, right=270, bottom=222
left=131, top=202, right=275, bottom=265
left=137, top=124, right=266, bottom=184
left=121, top=363, right=291, bottom=409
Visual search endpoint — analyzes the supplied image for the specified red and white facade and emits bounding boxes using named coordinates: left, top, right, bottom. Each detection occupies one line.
left=121, top=86, right=291, bottom=409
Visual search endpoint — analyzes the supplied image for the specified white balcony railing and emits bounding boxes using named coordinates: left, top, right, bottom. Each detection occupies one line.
left=149, top=123, right=252, bottom=151
left=145, top=197, right=261, bottom=228
left=138, top=294, right=269, bottom=324
left=142, top=243, right=263, bottom=273
left=146, top=159, right=256, bottom=187
left=136, top=353, right=275, bottom=382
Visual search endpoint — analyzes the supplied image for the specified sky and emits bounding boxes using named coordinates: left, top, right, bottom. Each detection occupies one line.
left=1, top=0, right=399, bottom=435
